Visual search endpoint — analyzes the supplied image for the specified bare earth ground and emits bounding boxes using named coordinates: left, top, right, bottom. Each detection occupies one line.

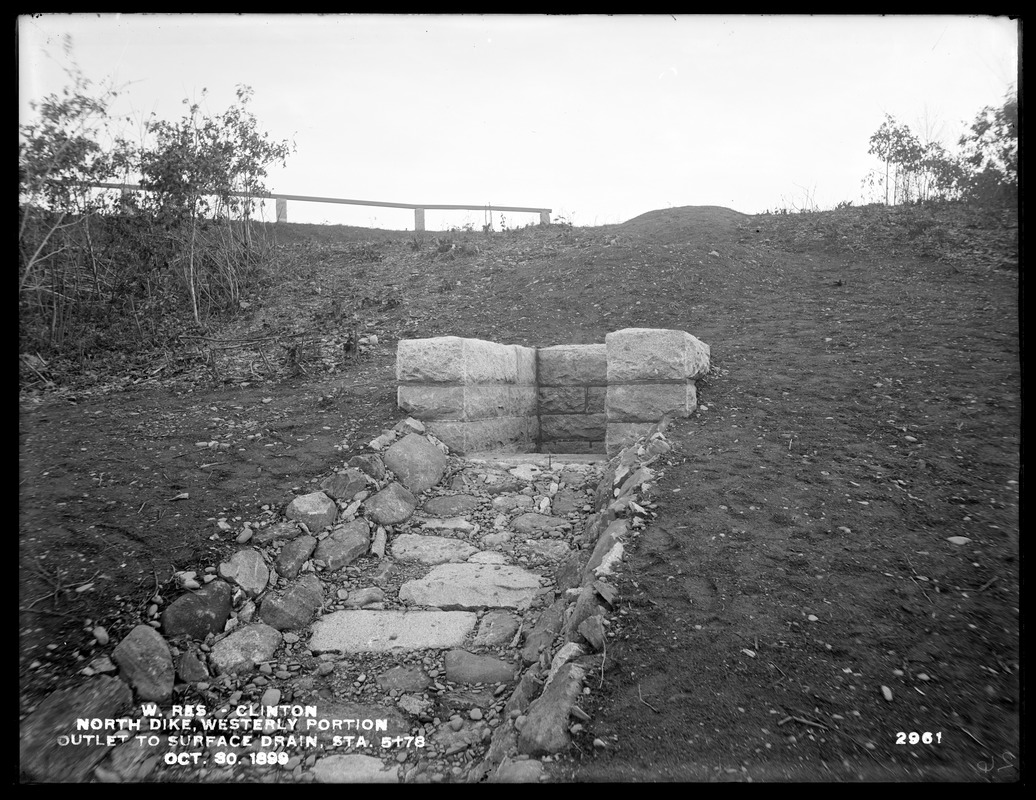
left=19, top=203, right=1020, bottom=782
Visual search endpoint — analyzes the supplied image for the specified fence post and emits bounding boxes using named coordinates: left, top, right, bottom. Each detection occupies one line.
left=276, top=198, right=287, bottom=223
left=540, top=210, right=550, bottom=225
left=415, top=208, right=425, bottom=232
left=120, top=188, right=136, bottom=216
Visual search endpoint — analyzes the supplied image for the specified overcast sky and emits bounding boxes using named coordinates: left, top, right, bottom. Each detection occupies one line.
left=18, top=14, right=1018, bottom=230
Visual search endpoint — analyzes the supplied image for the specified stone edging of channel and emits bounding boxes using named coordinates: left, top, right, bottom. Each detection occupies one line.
left=472, top=417, right=673, bottom=783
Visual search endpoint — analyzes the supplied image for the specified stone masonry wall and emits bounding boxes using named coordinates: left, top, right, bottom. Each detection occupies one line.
left=604, top=327, right=711, bottom=454
left=397, top=329, right=710, bottom=455
left=536, top=344, right=607, bottom=454
left=396, top=336, right=539, bottom=454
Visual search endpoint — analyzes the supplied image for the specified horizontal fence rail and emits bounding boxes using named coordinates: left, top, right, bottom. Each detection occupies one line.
left=88, top=183, right=551, bottom=231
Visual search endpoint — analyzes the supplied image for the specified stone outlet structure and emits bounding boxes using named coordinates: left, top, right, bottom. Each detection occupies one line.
left=397, top=328, right=710, bottom=455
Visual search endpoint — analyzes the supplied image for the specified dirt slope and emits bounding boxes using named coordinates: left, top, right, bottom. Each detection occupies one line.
left=555, top=218, right=1020, bottom=782
left=19, top=202, right=1019, bottom=782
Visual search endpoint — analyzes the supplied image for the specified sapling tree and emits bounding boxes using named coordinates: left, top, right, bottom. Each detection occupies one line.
left=18, top=45, right=136, bottom=355
left=866, top=114, right=923, bottom=205
left=137, top=85, right=294, bottom=324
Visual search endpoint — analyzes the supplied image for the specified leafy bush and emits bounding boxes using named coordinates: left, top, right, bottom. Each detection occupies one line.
left=19, top=48, right=294, bottom=368
left=863, top=90, right=1017, bottom=208
left=956, top=93, right=1018, bottom=206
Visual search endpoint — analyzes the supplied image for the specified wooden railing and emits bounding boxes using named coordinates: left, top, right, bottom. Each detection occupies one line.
left=90, top=183, right=551, bottom=231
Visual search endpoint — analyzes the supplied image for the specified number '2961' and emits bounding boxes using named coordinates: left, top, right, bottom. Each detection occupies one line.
left=896, top=732, right=942, bottom=744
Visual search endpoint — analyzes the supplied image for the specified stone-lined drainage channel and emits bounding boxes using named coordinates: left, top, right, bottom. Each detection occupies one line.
left=20, top=417, right=671, bottom=784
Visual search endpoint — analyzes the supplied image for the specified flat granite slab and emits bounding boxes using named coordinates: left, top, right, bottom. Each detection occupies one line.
left=398, top=563, right=542, bottom=610
left=308, top=610, right=477, bottom=654
left=466, top=452, right=609, bottom=465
